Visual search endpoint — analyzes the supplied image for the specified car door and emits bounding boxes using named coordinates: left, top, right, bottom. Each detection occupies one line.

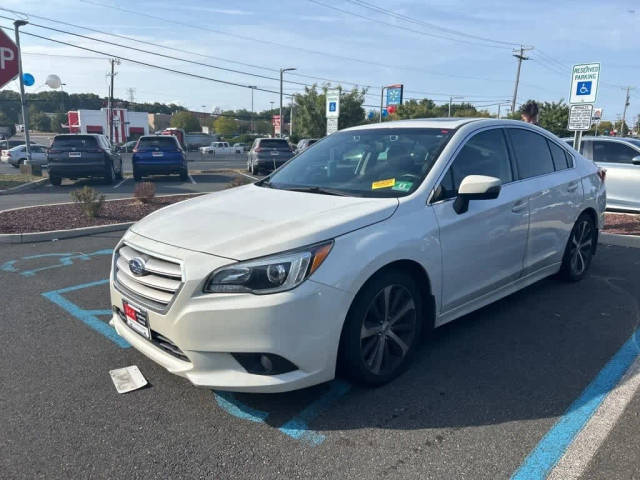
left=506, top=128, right=582, bottom=275
left=431, top=127, right=529, bottom=312
left=30, top=146, right=46, bottom=165
left=591, top=140, right=640, bottom=209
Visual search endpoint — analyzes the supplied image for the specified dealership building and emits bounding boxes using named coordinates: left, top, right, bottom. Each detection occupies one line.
left=67, top=108, right=149, bottom=143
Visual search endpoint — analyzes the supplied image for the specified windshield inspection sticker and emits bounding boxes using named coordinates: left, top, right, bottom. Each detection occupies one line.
left=392, top=181, right=413, bottom=192
left=372, top=178, right=395, bottom=189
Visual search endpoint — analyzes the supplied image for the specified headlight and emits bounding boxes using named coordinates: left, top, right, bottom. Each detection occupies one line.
left=204, top=241, right=333, bottom=294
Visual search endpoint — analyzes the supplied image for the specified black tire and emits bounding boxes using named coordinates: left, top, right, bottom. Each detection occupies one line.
left=11, top=162, right=20, bottom=168
left=133, top=168, right=142, bottom=182
left=560, top=212, right=596, bottom=282
left=115, top=165, right=123, bottom=180
left=104, top=162, right=115, bottom=184
left=49, top=175, right=62, bottom=186
left=339, top=270, right=423, bottom=386
left=179, top=168, right=189, bottom=181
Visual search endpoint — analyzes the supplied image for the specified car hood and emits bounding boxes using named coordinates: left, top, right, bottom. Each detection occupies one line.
left=131, top=184, right=398, bottom=260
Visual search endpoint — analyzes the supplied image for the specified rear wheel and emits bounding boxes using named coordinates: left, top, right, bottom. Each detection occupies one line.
left=115, top=164, right=123, bottom=180
left=180, top=168, right=189, bottom=181
left=104, top=162, right=115, bottom=184
left=560, top=213, right=596, bottom=282
left=49, top=175, right=62, bottom=186
left=133, top=168, right=142, bottom=182
left=340, top=270, right=423, bottom=386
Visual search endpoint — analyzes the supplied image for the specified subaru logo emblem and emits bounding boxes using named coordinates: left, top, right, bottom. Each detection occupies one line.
left=128, top=257, right=146, bottom=276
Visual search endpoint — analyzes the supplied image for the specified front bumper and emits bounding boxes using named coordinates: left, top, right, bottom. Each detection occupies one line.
left=110, top=231, right=352, bottom=392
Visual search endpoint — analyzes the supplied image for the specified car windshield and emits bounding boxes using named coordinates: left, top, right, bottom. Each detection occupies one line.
left=263, top=128, right=454, bottom=197
left=260, top=139, right=290, bottom=148
left=137, top=137, right=178, bottom=150
left=52, top=136, right=98, bottom=149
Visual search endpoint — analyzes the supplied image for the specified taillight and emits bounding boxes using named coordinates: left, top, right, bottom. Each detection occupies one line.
left=132, top=148, right=138, bottom=153
left=254, top=147, right=262, bottom=152
left=48, top=149, right=60, bottom=154
left=597, top=167, right=606, bottom=183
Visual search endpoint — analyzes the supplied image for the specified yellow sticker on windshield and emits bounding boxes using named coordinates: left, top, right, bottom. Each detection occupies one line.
left=372, top=178, right=395, bottom=190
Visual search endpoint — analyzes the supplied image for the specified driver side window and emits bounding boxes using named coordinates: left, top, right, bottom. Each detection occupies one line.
left=438, top=128, right=512, bottom=200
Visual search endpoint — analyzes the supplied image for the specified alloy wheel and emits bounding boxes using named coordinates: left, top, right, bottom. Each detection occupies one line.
left=360, top=284, right=417, bottom=376
left=569, top=219, right=593, bottom=276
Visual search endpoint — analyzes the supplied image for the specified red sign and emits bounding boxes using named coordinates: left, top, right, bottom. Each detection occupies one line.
left=271, top=115, right=281, bottom=127
left=0, top=30, right=19, bottom=89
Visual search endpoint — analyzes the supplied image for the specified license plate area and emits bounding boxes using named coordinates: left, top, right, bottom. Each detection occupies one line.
left=152, top=151, right=164, bottom=157
left=123, top=300, right=150, bottom=339
left=270, top=151, right=279, bottom=156
left=68, top=152, right=81, bottom=158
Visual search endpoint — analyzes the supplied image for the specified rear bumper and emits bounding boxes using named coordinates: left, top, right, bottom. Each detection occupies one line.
left=48, top=162, right=105, bottom=177
left=133, top=163, right=186, bottom=174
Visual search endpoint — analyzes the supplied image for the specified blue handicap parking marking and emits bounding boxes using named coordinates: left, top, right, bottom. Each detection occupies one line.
left=214, top=379, right=351, bottom=446
left=511, top=328, right=640, bottom=479
left=1, top=249, right=113, bottom=277
left=41, top=279, right=130, bottom=349
left=576, top=81, right=592, bottom=96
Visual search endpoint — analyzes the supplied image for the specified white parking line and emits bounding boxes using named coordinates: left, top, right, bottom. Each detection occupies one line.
left=188, top=174, right=196, bottom=184
left=112, top=178, right=128, bottom=189
left=548, top=353, right=640, bottom=480
left=235, top=171, right=258, bottom=181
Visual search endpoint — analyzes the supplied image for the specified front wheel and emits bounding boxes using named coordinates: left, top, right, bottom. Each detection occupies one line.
left=339, top=270, right=423, bottom=386
left=49, top=174, right=62, bottom=186
left=560, top=213, right=596, bottom=282
left=104, top=162, right=115, bottom=184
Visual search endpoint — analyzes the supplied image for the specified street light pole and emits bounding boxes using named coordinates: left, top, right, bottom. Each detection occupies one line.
left=279, top=67, right=296, bottom=138
left=14, top=20, right=32, bottom=166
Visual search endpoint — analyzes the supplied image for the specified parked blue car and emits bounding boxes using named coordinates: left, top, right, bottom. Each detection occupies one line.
left=132, top=135, right=188, bottom=181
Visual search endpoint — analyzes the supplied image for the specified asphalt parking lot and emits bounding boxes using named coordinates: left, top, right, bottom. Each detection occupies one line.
left=0, top=152, right=261, bottom=211
left=2, top=234, right=639, bottom=479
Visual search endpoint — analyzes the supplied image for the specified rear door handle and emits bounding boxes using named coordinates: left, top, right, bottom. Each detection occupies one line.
left=567, top=181, right=579, bottom=192
left=512, top=200, right=528, bottom=213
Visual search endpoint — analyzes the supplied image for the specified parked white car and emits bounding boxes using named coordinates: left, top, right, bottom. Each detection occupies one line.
left=565, top=136, right=640, bottom=211
left=199, top=141, right=234, bottom=155
left=110, top=118, right=606, bottom=393
left=1, top=144, right=47, bottom=167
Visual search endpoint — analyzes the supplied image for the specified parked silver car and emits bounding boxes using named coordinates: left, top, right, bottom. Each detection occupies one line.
left=565, top=136, right=640, bottom=211
left=1, top=144, right=48, bottom=167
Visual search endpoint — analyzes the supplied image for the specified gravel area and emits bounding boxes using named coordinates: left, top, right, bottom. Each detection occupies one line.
left=0, top=194, right=202, bottom=234
left=604, top=212, right=640, bottom=236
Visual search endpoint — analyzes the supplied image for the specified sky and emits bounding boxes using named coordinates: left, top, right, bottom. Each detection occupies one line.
left=1, top=0, right=639, bottom=125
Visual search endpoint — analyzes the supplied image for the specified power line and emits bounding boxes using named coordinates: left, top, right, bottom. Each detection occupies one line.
left=345, top=0, right=521, bottom=48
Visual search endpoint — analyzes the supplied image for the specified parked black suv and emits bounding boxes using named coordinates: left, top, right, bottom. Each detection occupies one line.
left=47, top=134, right=123, bottom=185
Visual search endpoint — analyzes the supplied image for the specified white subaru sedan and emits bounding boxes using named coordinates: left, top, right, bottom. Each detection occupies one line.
left=110, top=118, right=606, bottom=392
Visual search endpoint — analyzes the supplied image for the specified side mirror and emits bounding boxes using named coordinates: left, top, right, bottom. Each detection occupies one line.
left=453, top=175, right=502, bottom=214
left=632, top=155, right=640, bottom=165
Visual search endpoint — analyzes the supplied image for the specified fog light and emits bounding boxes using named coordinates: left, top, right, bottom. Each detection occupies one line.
left=231, top=353, right=298, bottom=375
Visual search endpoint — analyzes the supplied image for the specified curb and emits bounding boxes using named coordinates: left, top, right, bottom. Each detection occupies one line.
left=599, top=232, right=640, bottom=249
left=0, top=222, right=133, bottom=244
left=0, top=177, right=48, bottom=195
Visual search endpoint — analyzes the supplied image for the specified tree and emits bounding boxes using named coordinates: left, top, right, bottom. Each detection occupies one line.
left=213, top=115, right=238, bottom=136
left=293, top=85, right=366, bottom=139
left=50, top=113, right=68, bottom=133
left=170, top=111, right=201, bottom=132
left=31, top=112, right=51, bottom=132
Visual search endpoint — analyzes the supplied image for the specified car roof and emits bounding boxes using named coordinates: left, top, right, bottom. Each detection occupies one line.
left=341, top=117, right=532, bottom=132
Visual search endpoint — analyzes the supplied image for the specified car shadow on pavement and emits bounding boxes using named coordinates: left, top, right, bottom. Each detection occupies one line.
left=227, top=245, right=640, bottom=433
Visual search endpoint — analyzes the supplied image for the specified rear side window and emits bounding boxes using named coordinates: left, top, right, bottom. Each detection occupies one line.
left=439, top=128, right=513, bottom=199
left=592, top=141, right=638, bottom=164
left=547, top=140, right=569, bottom=170
left=137, top=137, right=179, bottom=150
left=259, top=139, right=289, bottom=148
left=508, top=129, right=555, bottom=179
left=52, top=136, right=98, bottom=149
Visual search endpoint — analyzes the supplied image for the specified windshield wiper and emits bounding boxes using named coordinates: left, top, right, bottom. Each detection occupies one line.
left=283, top=186, right=349, bottom=196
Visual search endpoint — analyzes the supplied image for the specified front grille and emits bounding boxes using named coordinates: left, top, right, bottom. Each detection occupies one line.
left=151, top=331, right=190, bottom=361
left=114, top=244, right=183, bottom=312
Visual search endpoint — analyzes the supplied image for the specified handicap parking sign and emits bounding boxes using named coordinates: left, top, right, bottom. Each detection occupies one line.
left=329, top=102, right=336, bottom=112
left=576, top=81, right=592, bottom=96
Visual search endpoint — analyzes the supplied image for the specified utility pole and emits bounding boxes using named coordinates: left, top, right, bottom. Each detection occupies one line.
left=248, top=86, right=256, bottom=133
left=290, top=96, right=294, bottom=139
left=279, top=67, right=295, bottom=138
left=511, top=45, right=533, bottom=114
left=448, top=96, right=464, bottom=117
left=107, top=58, right=119, bottom=144
left=620, top=86, right=634, bottom=136
left=14, top=20, right=31, bottom=165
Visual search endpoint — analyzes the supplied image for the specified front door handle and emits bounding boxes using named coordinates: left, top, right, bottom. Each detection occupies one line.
left=512, top=200, right=528, bottom=213
left=567, top=181, right=579, bottom=192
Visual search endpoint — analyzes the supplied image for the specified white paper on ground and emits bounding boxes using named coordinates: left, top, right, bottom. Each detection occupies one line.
left=109, top=366, right=148, bottom=394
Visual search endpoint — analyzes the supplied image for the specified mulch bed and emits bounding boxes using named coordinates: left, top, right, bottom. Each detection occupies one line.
left=0, top=194, right=202, bottom=234
left=603, top=212, right=640, bottom=236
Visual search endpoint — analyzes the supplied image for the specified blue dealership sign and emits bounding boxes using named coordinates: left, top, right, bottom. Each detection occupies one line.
left=386, top=85, right=403, bottom=106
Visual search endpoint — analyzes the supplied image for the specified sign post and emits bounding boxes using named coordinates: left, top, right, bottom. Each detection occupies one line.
left=569, top=63, right=600, bottom=151
left=11, top=22, right=32, bottom=165
left=379, top=84, right=403, bottom=123
left=326, top=88, right=339, bottom=135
